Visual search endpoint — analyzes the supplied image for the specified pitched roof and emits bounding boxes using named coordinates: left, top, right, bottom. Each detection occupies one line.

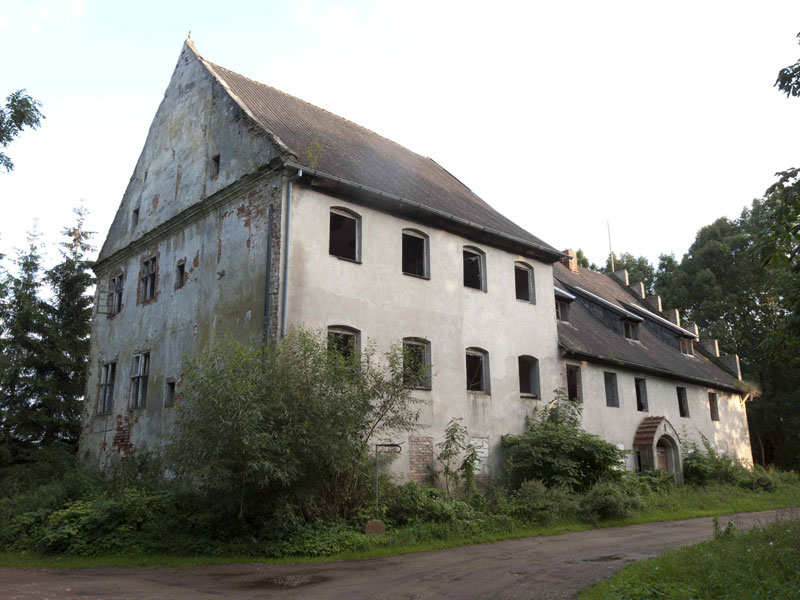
left=554, top=262, right=744, bottom=392
left=191, top=44, right=559, bottom=259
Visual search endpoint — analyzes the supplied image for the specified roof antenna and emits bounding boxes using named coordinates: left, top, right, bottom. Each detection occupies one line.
left=607, top=220, right=615, bottom=271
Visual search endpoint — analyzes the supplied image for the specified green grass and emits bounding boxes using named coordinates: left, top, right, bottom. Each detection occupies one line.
left=1, top=484, right=798, bottom=569
left=579, top=518, right=800, bottom=599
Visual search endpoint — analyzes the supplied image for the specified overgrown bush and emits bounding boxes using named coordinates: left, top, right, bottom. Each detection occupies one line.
left=577, top=478, right=645, bottom=525
left=502, top=390, right=624, bottom=491
left=683, top=436, right=776, bottom=491
left=507, top=479, right=576, bottom=525
left=383, top=481, right=474, bottom=526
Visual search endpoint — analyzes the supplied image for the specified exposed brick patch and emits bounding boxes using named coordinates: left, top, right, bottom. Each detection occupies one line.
left=151, top=194, right=159, bottom=212
left=409, top=436, right=434, bottom=485
left=111, top=414, right=139, bottom=457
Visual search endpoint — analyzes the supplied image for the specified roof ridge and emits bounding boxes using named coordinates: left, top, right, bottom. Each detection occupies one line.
left=206, top=61, right=445, bottom=170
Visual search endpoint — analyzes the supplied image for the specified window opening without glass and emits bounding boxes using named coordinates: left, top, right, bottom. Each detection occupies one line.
left=130, top=352, right=150, bottom=409
left=329, top=209, right=359, bottom=261
left=604, top=371, right=619, bottom=407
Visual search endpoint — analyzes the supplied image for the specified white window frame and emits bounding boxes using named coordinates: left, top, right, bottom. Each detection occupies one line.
left=98, top=361, right=116, bottom=415
left=462, top=246, right=486, bottom=292
left=108, top=274, right=123, bottom=316
left=329, top=207, right=362, bottom=262
left=140, top=256, right=157, bottom=302
left=514, top=262, right=535, bottom=303
left=401, top=229, right=430, bottom=278
left=130, top=352, right=150, bottom=410
left=465, top=347, right=490, bottom=393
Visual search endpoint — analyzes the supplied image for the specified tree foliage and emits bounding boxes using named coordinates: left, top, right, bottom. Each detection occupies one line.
left=167, top=330, right=426, bottom=522
left=0, top=90, right=44, bottom=172
left=601, top=252, right=656, bottom=295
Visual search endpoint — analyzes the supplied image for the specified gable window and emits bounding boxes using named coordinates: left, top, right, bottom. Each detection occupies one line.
left=403, top=337, right=432, bottom=389
left=130, top=352, right=150, bottom=410
left=165, top=379, right=176, bottom=407
left=566, top=364, right=581, bottom=401
left=108, top=274, right=123, bottom=316
left=604, top=371, right=619, bottom=407
left=466, top=347, right=490, bottom=393
left=98, top=361, right=116, bottom=415
left=402, top=230, right=429, bottom=278
left=463, top=247, right=486, bottom=291
left=175, top=260, right=185, bottom=289
left=518, top=355, right=540, bottom=398
left=680, top=338, right=694, bottom=356
left=709, top=392, right=720, bottom=421
left=514, top=262, right=535, bottom=303
left=635, top=377, right=648, bottom=412
left=556, top=300, right=570, bottom=322
left=677, top=387, right=689, bottom=417
left=329, top=208, right=360, bottom=261
left=623, top=321, right=639, bottom=341
left=140, top=256, right=157, bottom=302
left=327, top=326, right=360, bottom=360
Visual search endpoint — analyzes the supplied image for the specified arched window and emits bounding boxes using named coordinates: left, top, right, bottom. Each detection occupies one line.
left=463, top=246, right=486, bottom=291
left=329, top=207, right=361, bottom=261
left=466, top=347, right=490, bottom=393
left=327, top=325, right=361, bottom=359
left=403, top=337, right=432, bottom=389
left=402, top=229, right=430, bottom=278
left=514, top=262, right=535, bottom=303
left=518, top=355, right=540, bottom=398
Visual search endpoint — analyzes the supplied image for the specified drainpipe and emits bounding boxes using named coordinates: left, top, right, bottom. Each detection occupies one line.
left=280, top=166, right=303, bottom=338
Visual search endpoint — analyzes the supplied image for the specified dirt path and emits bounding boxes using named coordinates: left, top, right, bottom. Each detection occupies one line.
left=1, top=509, right=796, bottom=600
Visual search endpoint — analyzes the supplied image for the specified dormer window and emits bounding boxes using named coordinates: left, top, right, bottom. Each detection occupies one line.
left=680, top=338, right=694, bottom=356
left=623, top=321, right=639, bottom=341
left=556, top=300, right=570, bottom=322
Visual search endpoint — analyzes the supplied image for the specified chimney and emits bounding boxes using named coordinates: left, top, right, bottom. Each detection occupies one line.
left=719, top=354, right=742, bottom=381
left=645, top=295, right=662, bottom=312
left=561, top=249, right=579, bottom=273
left=611, top=269, right=629, bottom=286
left=683, top=322, right=699, bottom=337
left=628, top=281, right=645, bottom=299
left=697, top=339, right=719, bottom=357
left=660, top=308, right=680, bottom=326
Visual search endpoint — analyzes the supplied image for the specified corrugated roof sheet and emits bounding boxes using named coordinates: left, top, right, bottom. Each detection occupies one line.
left=196, top=52, right=558, bottom=256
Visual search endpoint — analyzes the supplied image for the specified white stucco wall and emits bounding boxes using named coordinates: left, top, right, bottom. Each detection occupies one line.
left=285, top=186, right=561, bottom=477
left=562, top=360, right=753, bottom=469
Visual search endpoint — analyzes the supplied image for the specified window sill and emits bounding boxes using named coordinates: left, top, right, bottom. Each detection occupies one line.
left=140, top=298, right=157, bottom=307
left=519, top=393, right=539, bottom=400
left=467, top=390, right=491, bottom=396
left=516, top=298, right=536, bottom=305
left=331, top=255, right=362, bottom=264
left=463, top=286, right=487, bottom=293
left=403, top=272, right=430, bottom=280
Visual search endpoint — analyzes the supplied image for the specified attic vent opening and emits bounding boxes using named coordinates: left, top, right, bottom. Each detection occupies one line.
left=210, top=154, right=220, bottom=178
left=132, top=207, right=139, bottom=229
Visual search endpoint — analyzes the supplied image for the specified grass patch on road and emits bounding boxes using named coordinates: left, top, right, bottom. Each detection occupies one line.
left=579, top=518, right=800, bottom=600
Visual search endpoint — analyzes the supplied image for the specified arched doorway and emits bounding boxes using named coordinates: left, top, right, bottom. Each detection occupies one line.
left=656, top=435, right=679, bottom=475
left=633, top=417, right=684, bottom=484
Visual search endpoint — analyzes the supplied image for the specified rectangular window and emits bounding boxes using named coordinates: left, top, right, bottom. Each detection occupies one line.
left=402, top=232, right=428, bottom=277
left=463, top=249, right=485, bottom=290
left=518, top=356, right=540, bottom=398
left=132, top=207, right=139, bottom=228
left=566, top=364, right=581, bottom=401
left=165, top=380, right=176, bottom=407
left=403, top=338, right=431, bottom=389
left=130, top=352, right=150, bottom=409
left=210, top=153, right=220, bottom=178
left=98, top=361, right=116, bottom=414
left=677, top=387, right=689, bottom=417
left=108, top=274, right=123, bottom=316
left=466, top=349, right=489, bottom=393
left=515, top=264, right=534, bottom=302
left=329, top=210, right=359, bottom=261
left=556, top=301, right=570, bottom=322
left=709, top=392, right=720, bottom=421
left=604, top=371, right=619, bottom=407
left=680, top=338, right=694, bottom=356
left=140, top=256, right=157, bottom=302
left=635, top=378, right=648, bottom=412
left=327, top=327, right=359, bottom=360
left=623, top=321, right=639, bottom=341
left=175, top=261, right=185, bottom=289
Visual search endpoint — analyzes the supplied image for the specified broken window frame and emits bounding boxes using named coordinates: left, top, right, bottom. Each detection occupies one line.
left=108, top=273, right=124, bottom=316
left=518, top=355, right=540, bottom=398
left=555, top=300, right=570, bottom=322
left=604, top=371, right=619, bottom=407
left=708, top=391, right=720, bottom=421
left=677, top=386, right=689, bottom=418
left=401, top=229, right=430, bottom=278
left=130, top=352, right=150, bottom=410
left=566, top=364, right=582, bottom=401
left=514, top=262, right=535, bottom=303
left=165, top=379, right=176, bottom=408
left=175, top=260, right=186, bottom=290
left=329, top=207, right=361, bottom=262
left=635, top=377, right=648, bottom=412
left=327, top=325, right=361, bottom=361
left=403, top=337, right=432, bottom=390
left=140, top=255, right=157, bottom=302
left=680, top=337, right=694, bottom=356
left=623, top=320, right=639, bottom=341
left=462, top=246, right=486, bottom=291
left=465, top=347, right=490, bottom=393
left=98, top=361, right=116, bottom=415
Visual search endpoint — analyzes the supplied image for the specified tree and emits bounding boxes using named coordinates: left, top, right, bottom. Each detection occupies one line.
left=575, top=249, right=598, bottom=270
left=167, top=330, right=427, bottom=522
left=601, top=252, right=656, bottom=295
left=0, top=90, right=44, bottom=172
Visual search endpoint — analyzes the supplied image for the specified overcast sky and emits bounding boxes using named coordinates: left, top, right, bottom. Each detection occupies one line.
left=2, top=0, right=799, bottom=271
